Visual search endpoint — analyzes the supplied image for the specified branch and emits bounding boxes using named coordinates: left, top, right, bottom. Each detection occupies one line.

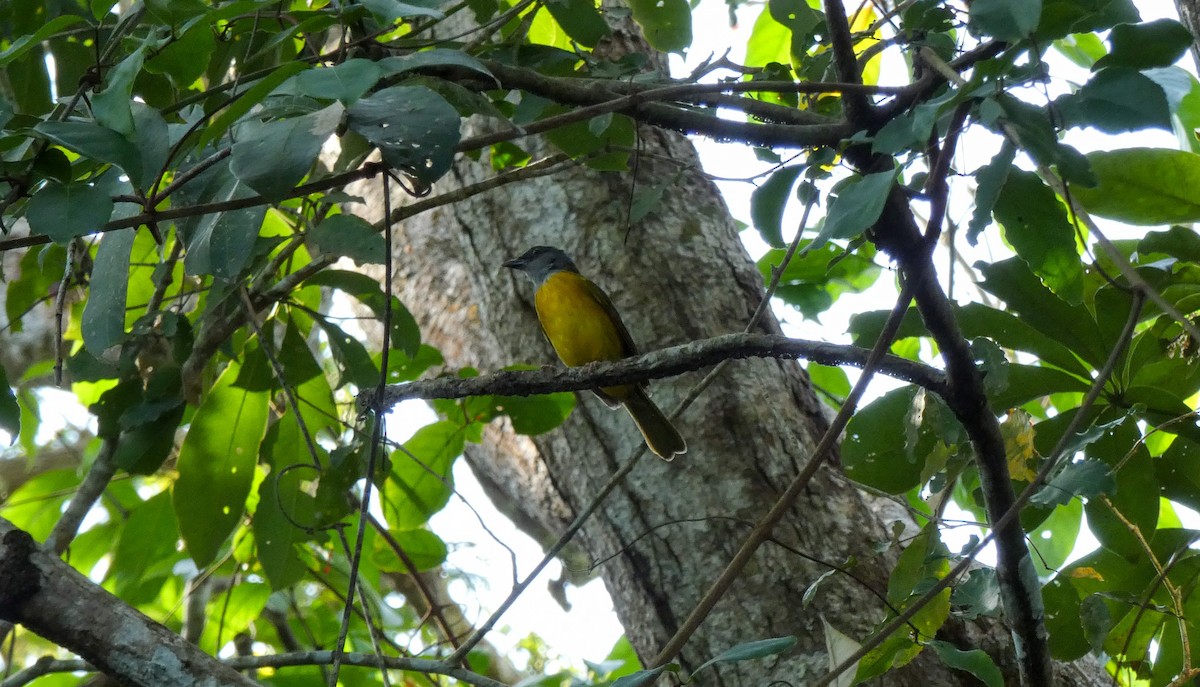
left=0, top=519, right=257, bottom=687
left=820, top=0, right=871, bottom=125
left=871, top=180, right=1053, bottom=684
left=1, top=651, right=509, bottom=687
left=44, top=439, right=118, bottom=555
left=475, top=62, right=857, bottom=149
left=368, top=332, right=945, bottom=408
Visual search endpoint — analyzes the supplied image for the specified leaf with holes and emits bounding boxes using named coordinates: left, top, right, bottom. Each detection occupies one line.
left=346, top=86, right=461, bottom=186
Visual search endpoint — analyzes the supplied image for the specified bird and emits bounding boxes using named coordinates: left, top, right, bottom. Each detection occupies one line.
left=503, top=245, right=687, bottom=461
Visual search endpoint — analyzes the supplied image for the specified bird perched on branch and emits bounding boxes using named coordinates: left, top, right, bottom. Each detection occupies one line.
left=504, top=245, right=686, bottom=461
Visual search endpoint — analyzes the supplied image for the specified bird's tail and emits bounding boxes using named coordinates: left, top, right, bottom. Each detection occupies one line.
left=622, top=386, right=686, bottom=461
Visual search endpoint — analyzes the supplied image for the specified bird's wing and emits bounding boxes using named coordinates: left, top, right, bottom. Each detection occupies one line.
left=582, top=278, right=639, bottom=358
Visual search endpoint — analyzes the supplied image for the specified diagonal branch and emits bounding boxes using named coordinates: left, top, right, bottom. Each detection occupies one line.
left=0, top=519, right=257, bottom=687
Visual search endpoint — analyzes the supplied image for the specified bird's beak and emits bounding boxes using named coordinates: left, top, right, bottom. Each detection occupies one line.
left=502, top=257, right=525, bottom=269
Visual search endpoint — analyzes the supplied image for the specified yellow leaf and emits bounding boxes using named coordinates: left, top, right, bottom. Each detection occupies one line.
left=1001, top=409, right=1039, bottom=482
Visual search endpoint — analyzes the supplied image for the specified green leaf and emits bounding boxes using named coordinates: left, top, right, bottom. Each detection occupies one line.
left=1036, top=0, right=1138, bottom=40
left=1138, top=226, right=1200, bottom=263
left=302, top=270, right=422, bottom=359
left=768, top=0, right=820, bottom=62
left=628, top=0, right=692, bottom=53
left=312, top=315, right=379, bottom=388
left=986, top=363, right=1089, bottom=410
left=383, top=421, right=464, bottom=529
left=130, top=103, right=171, bottom=192
left=0, top=15, right=85, bottom=66
left=109, top=491, right=181, bottom=599
left=256, top=420, right=317, bottom=590
left=199, top=62, right=311, bottom=149
left=1071, top=148, right=1200, bottom=225
left=25, top=181, right=114, bottom=244
left=492, top=391, right=576, bottom=435
left=1030, top=460, right=1115, bottom=507
left=692, top=637, right=798, bottom=674
left=346, top=85, right=461, bottom=186
left=81, top=228, right=135, bottom=353
left=992, top=96, right=1095, bottom=186
left=1057, top=68, right=1171, bottom=133
left=993, top=170, right=1083, bottom=304
left=1157, top=437, right=1200, bottom=512
left=1026, top=499, right=1082, bottom=577
left=951, top=568, right=1000, bottom=620
left=0, top=366, right=20, bottom=443
left=34, top=120, right=142, bottom=183
left=628, top=184, right=665, bottom=223
left=359, top=0, right=444, bottom=20
left=373, top=528, right=448, bottom=571
left=279, top=319, right=339, bottom=438
left=180, top=171, right=267, bottom=280
left=750, top=166, right=803, bottom=248
left=544, top=0, right=610, bottom=47
left=859, top=525, right=950, bottom=680
left=1053, top=32, right=1107, bottom=69
left=977, top=258, right=1106, bottom=367
left=91, top=47, right=145, bottom=136
left=112, top=400, right=185, bottom=475
left=230, top=103, right=344, bottom=200
left=174, top=361, right=269, bottom=567
left=611, top=666, right=669, bottom=687
left=198, top=583, right=270, bottom=655
left=745, top=5, right=794, bottom=71
left=308, top=214, right=385, bottom=265
left=144, top=0, right=209, bottom=25
left=144, top=22, right=215, bottom=87
left=384, top=344, right=444, bottom=384
left=1094, top=19, right=1195, bottom=71
left=811, top=167, right=896, bottom=248
left=378, top=49, right=496, bottom=83
left=843, top=386, right=955, bottom=493
left=1078, top=594, right=1113, bottom=652
left=758, top=242, right=881, bottom=319
left=542, top=108, right=634, bottom=171
left=927, top=640, right=1003, bottom=687
left=807, top=362, right=850, bottom=402
left=1081, top=415, right=1158, bottom=561
left=288, top=59, right=382, bottom=104
left=969, top=0, right=1041, bottom=41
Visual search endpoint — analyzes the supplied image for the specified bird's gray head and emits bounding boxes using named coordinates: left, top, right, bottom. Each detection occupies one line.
left=503, top=245, right=579, bottom=286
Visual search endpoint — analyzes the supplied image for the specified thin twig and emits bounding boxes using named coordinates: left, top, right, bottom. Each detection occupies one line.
left=52, top=240, right=78, bottom=387
left=44, top=439, right=118, bottom=554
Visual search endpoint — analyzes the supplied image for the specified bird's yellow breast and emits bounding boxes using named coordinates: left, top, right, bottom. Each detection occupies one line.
left=534, top=271, right=630, bottom=368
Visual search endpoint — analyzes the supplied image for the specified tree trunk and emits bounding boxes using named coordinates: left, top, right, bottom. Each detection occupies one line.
left=1176, top=0, right=1200, bottom=72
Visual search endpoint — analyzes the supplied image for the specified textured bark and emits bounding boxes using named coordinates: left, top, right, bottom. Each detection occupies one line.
left=1177, top=0, right=1200, bottom=72
left=0, top=519, right=257, bottom=687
